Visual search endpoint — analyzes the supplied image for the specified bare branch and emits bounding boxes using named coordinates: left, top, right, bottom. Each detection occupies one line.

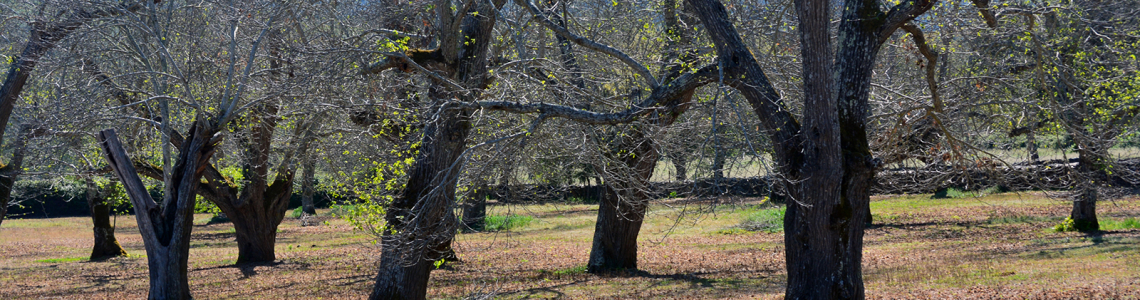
left=514, top=0, right=659, bottom=88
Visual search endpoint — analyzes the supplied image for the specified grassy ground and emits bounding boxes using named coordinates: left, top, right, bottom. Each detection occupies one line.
left=2, top=192, right=1140, bottom=299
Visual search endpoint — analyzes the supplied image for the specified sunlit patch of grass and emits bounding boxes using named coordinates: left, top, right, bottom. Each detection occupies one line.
left=551, top=264, right=588, bottom=276
left=34, top=257, right=86, bottom=263
left=485, top=214, right=534, bottom=231
left=870, top=192, right=1051, bottom=215
left=1100, top=218, right=1140, bottom=231
left=737, top=207, right=785, bottom=233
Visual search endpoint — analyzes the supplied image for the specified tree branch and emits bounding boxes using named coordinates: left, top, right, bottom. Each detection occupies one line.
left=878, top=0, right=937, bottom=44
left=900, top=22, right=942, bottom=112
left=473, top=64, right=716, bottom=124
left=514, top=0, right=659, bottom=88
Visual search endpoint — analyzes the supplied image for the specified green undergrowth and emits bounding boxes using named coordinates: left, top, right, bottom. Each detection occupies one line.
left=718, top=206, right=786, bottom=234
left=34, top=257, right=86, bottom=264
left=485, top=214, right=534, bottom=231
left=1099, top=218, right=1140, bottom=231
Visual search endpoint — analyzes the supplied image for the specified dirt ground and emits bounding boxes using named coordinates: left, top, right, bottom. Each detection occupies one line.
left=2, top=192, right=1140, bottom=299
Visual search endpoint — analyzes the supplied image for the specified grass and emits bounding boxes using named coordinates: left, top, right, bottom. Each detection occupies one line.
left=1099, top=217, right=1140, bottom=231
left=33, top=257, right=86, bottom=264
left=736, top=206, right=785, bottom=233
left=484, top=214, right=534, bottom=231
left=3, top=193, right=1140, bottom=299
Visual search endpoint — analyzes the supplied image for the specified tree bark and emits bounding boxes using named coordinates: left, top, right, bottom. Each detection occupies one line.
left=688, top=0, right=934, bottom=298
left=369, top=1, right=505, bottom=297
left=99, top=124, right=216, bottom=300
left=86, top=178, right=128, bottom=260
left=1071, top=146, right=1099, bottom=231
left=671, top=152, right=688, bottom=181
left=371, top=102, right=472, bottom=300
left=1027, top=130, right=1040, bottom=162
left=301, top=156, right=317, bottom=215
left=587, top=132, right=661, bottom=272
left=462, top=185, right=487, bottom=232
left=0, top=126, right=35, bottom=227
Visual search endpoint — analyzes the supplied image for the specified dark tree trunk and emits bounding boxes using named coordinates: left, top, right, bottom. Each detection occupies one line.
left=370, top=1, right=504, bottom=297
left=462, top=186, right=487, bottom=232
left=1027, top=130, right=1040, bottom=162
left=588, top=131, right=661, bottom=272
left=670, top=152, right=688, bottom=181
left=301, top=156, right=317, bottom=215
left=371, top=103, right=472, bottom=300
left=99, top=124, right=217, bottom=300
left=588, top=185, right=646, bottom=271
left=86, top=178, right=128, bottom=260
left=1071, top=147, right=1099, bottom=231
left=191, top=104, right=296, bottom=264
left=689, top=0, right=933, bottom=298
left=0, top=126, right=34, bottom=227
left=586, top=0, right=699, bottom=273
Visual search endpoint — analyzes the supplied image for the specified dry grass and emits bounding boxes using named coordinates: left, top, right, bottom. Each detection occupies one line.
left=2, top=192, right=1140, bottom=299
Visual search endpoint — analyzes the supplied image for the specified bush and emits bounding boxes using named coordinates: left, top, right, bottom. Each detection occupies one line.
left=739, top=207, right=786, bottom=233
left=1053, top=217, right=1077, bottom=232
left=484, top=214, right=533, bottom=231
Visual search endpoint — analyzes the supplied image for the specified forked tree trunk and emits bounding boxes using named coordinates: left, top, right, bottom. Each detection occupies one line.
left=689, top=0, right=930, bottom=297
left=99, top=125, right=216, bottom=300
left=369, top=0, right=505, bottom=296
left=86, top=178, right=128, bottom=260
left=190, top=104, right=297, bottom=264
left=230, top=182, right=293, bottom=263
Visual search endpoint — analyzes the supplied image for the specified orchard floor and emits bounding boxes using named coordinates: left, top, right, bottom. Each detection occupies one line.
left=3, top=192, right=1140, bottom=299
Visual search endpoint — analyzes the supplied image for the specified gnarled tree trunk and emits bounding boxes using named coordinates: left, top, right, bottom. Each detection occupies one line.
left=99, top=124, right=217, bottom=300
left=372, top=103, right=472, bottom=300
left=689, top=0, right=935, bottom=298
left=86, top=178, right=128, bottom=260
left=588, top=132, right=659, bottom=272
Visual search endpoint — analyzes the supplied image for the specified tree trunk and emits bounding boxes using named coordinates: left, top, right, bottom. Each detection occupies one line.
left=711, top=125, right=727, bottom=179
left=1027, top=130, right=1040, bottom=162
left=671, top=152, right=688, bottom=181
left=588, top=185, right=646, bottom=271
left=301, top=156, right=317, bottom=215
left=369, top=1, right=501, bottom=298
left=99, top=125, right=216, bottom=300
left=688, top=0, right=933, bottom=298
left=371, top=102, right=471, bottom=300
left=86, top=179, right=127, bottom=260
left=1071, top=147, right=1099, bottom=231
left=462, top=186, right=487, bottom=232
left=586, top=0, right=699, bottom=271
left=0, top=126, right=34, bottom=227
